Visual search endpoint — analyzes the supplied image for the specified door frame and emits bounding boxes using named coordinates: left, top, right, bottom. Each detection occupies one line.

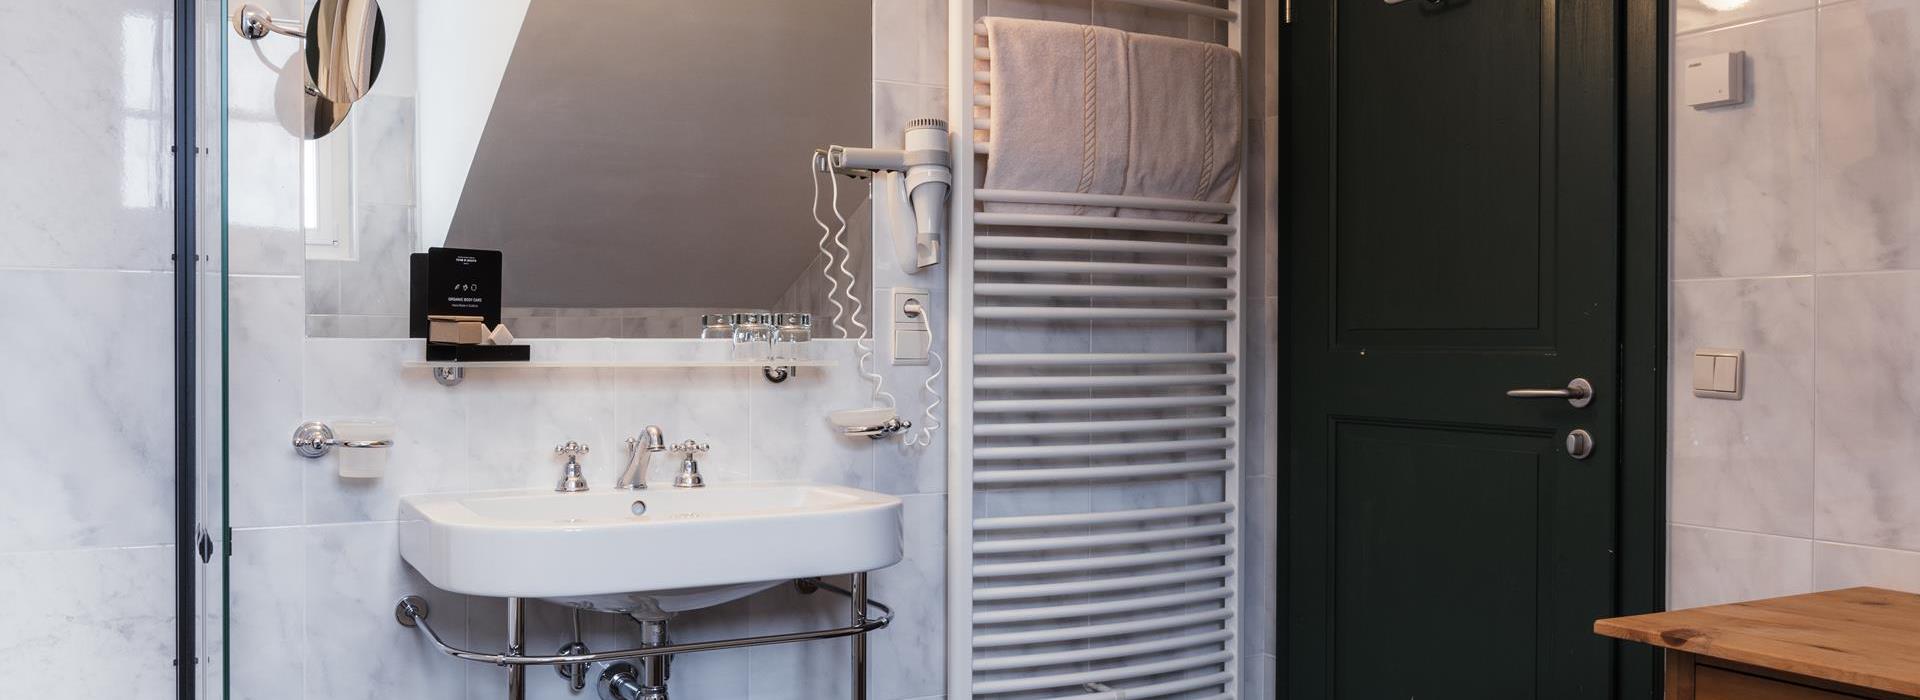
left=1276, top=0, right=1669, bottom=695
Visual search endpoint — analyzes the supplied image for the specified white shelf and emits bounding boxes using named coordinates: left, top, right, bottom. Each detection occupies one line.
left=402, top=359, right=836, bottom=369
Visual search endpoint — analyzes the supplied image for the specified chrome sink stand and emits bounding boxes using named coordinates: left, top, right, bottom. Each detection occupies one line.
left=396, top=573, right=890, bottom=700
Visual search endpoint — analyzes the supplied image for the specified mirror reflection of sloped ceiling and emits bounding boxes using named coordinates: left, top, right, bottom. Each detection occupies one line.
left=444, top=0, right=871, bottom=309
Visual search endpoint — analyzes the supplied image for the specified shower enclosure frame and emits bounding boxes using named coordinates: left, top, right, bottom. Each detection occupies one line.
left=173, top=0, right=203, bottom=696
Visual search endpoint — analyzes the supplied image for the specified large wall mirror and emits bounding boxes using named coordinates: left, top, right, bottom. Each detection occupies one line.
left=288, top=0, right=872, bottom=338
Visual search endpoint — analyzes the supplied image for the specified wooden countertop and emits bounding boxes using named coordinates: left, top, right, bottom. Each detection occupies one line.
left=1595, top=587, right=1920, bottom=697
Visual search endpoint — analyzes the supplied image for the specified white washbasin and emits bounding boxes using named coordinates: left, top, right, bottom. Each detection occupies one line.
left=399, top=482, right=902, bottom=618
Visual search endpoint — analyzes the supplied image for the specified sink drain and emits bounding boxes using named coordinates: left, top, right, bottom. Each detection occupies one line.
left=630, top=500, right=648, bottom=516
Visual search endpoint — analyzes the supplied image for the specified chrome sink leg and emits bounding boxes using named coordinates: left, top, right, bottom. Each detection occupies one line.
left=506, top=597, right=525, bottom=700
left=852, top=573, right=868, bottom=700
left=638, top=619, right=670, bottom=699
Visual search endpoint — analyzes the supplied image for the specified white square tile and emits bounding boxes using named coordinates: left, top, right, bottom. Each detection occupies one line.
left=1814, top=541, right=1920, bottom=594
left=0, top=546, right=175, bottom=696
left=0, top=269, right=174, bottom=552
left=1814, top=272, right=1920, bottom=549
left=874, top=0, right=948, bottom=86
left=1673, top=13, right=1818, bottom=279
left=1668, top=524, right=1813, bottom=609
left=1668, top=277, right=1815, bottom=536
left=1816, top=0, right=1920, bottom=273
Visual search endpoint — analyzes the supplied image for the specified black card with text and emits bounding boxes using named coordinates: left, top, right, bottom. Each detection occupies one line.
left=410, top=247, right=502, bottom=338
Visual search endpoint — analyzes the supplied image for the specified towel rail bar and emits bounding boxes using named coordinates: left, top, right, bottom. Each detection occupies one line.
left=976, top=501, right=1234, bottom=529
left=973, top=526, right=1235, bottom=556
left=975, top=459, right=1234, bottom=484
left=393, top=576, right=891, bottom=668
left=975, top=543, right=1235, bottom=577
left=973, top=608, right=1234, bottom=648
left=974, top=629, right=1234, bottom=671
left=975, top=587, right=1233, bottom=624
left=975, top=415, right=1234, bottom=437
left=976, top=211, right=1234, bottom=235
left=976, top=188, right=1238, bottom=213
left=975, top=283, right=1235, bottom=299
left=974, top=395, right=1233, bottom=412
left=976, top=351, right=1234, bottom=365
left=974, top=650, right=1235, bottom=695
left=974, top=566, right=1235, bottom=601
left=974, top=373, right=1232, bottom=390
left=1038, top=673, right=1236, bottom=700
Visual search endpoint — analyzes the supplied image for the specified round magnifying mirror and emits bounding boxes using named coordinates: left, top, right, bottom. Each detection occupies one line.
left=305, top=0, right=386, bottom=104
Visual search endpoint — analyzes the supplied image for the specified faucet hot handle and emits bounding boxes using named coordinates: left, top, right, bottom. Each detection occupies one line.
left=556, top=441, right=590, bottom=457
left=671, top=440, right=709, bottom=457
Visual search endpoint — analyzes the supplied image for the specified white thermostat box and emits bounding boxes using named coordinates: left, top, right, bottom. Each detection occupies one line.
left=1684, top=51, right=1746, bottom=109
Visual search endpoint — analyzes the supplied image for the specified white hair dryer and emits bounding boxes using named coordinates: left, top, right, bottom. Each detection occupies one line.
left=828, top=118, right=952, bottom=274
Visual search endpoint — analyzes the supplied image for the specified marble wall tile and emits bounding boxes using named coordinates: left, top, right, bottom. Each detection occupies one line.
left=874, top=0, right=949, bottom=86
left=1816, top=0, right=1920, bottom=273
left=337, top=204, right=417, bottom=318
left=0, top=546, right=175, bottom=697
left=1673, top=13, right=1818, bottom=279
left=871, top=494, right=948, bottom=700
left=1813, top=541, right=1920, bottom=593
left=1677, top=0, right=1816, bottom=35
left=305, top=522, right=468, bottom=700
left=0, top=269, right=173, bottom=552
left=1669, top=277, right=1815, bottom=536
left=1669, top=525, right=1814, bottom=609
left=228, top=275, right=307, bottom=528
left=464, top=367, right=618, bottom=492
left=352, top=96, right=418, bottom=206
left=0, top=0, right=174, bottom=272
left=228, top=527, right=306, bottom=700
left=983, top=0, right=1092, bottom=23
left=613, top=367, right=756, bottom=486
left=747, top=577, right=856, bottom=700
left=874, top=80, right=950, bottom=152
left=303, top=339, right=469, bottom=522
left=1814, top=271, right=1920, bottom=549
left=749, top=349, right=879, bottom=488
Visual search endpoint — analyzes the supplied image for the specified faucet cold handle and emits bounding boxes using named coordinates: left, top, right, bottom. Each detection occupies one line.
left=554, top=441, right=591, bottom=493
left=671, top=440, right=709, bottom=489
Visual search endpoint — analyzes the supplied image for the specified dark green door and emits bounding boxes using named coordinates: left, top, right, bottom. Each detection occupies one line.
left=1286, top=0, right=1621, bottom=697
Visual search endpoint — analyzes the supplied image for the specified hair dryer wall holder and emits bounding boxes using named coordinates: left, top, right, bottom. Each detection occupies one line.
left=820, top=118, right=952, bottom=275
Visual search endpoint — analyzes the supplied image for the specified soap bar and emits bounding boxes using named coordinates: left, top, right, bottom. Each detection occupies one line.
left=485, top=323, right=515, bottom=346
left=428, top=315, right=487, bottom=345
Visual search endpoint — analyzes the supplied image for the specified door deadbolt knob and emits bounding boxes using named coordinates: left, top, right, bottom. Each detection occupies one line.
left=1566, top=429, right=1595, bottom=460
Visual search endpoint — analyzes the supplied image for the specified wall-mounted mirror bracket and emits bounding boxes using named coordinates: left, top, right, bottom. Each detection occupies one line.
left=231, top=3, right=306, bottom=40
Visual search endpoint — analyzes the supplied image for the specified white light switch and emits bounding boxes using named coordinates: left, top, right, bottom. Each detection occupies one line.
left=1692, top=348, right=1743, bottom=400
left=1685, top=51, right=1746, bottom=109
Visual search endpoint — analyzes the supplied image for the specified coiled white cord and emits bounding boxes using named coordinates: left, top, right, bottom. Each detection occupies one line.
left=809, top=155, right=850, bottom=339
left=903, top=321, right=945, bottom=447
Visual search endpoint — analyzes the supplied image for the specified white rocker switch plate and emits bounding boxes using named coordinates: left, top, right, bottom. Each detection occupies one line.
left=1692, top=348, right=1743, bottom=400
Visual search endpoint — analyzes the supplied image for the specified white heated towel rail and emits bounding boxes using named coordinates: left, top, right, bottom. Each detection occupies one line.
left=947, top=1, right=1246, bottom=698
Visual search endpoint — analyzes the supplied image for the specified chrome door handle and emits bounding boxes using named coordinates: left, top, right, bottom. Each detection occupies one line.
left=1506, top=378, right=1593, bottom=408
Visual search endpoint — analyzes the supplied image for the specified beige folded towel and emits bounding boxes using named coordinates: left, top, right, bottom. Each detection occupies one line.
left=980, top=19, right=1244, bottom=223
left=981, top=17, right=1131, bottom=216
left=1122, top=33, right=1244, bottom=222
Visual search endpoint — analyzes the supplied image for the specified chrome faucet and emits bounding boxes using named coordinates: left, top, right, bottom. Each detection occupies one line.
left=618, top=426, right=666, bottom=489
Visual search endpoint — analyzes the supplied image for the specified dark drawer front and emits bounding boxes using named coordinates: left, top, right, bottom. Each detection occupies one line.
left=1697, top=666, right=1870, bottom=700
